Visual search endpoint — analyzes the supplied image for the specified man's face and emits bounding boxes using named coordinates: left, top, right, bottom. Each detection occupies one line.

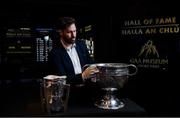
left=60, top=23, right=77, bottom=44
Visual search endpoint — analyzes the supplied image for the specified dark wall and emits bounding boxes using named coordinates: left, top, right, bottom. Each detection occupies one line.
left=0, top=0, right=180, bottom=116
left=107, top=1, right=180, bottom=116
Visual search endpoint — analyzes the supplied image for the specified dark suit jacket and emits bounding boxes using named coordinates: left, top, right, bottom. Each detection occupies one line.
left=48, top=39, right=94, bottom=85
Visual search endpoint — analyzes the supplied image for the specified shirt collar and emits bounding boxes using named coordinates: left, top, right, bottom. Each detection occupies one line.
left=61, top=39, right=76, bottom=51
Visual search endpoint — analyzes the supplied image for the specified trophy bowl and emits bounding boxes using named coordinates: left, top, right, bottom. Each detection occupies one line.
left=86, top=63, right=138, bottom=110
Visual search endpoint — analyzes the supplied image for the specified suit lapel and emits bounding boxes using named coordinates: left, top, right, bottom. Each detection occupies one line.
left=75, top=42, right=85, bottom=68
left=60, top=45, right=75, bottom=74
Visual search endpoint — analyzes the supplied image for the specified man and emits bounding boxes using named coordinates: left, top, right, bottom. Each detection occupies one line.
left=48, top=17, right=98, bottom=87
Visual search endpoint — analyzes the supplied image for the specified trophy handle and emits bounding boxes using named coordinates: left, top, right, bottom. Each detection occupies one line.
left=127, top=64, right=138, bottom=76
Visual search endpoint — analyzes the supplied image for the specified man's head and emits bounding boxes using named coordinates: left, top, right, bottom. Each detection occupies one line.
left=57, top=17, right=77, bottom=45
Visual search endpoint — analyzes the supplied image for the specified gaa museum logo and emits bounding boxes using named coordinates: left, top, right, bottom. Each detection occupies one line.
left=138, top=40, right=159, bottom=58
left=130, top=40, right=168, bottom=69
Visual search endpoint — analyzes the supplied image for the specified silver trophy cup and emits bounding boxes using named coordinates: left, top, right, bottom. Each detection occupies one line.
left=84, top=63, right=137, bottom=110
left=41, top=75, right=70, bottom=114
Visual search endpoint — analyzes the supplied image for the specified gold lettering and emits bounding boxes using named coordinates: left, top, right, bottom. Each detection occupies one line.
left=155, top=17, right=176, bottom=24
left=121, top=29, right=143, bottom=35
left=159, top=27, right=179, bottom=33
left=130, top=58, right=142, bottom=64
left=8, top=46, right=16, bottom=49
left=124, top=20, right=141, bottom=26
left=142, top=59, right=168, bottom=64
left=21, top=46, right=31, bottom=49
left=145, top=28, right=156, bottom=34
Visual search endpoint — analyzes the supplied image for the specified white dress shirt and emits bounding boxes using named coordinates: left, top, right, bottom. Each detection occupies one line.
left=61, top=40, right=82, bottom=74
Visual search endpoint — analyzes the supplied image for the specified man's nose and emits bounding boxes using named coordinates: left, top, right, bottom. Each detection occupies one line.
left=72, top=33, right=76, bottom=38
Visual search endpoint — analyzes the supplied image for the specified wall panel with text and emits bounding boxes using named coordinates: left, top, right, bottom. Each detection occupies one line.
left=111, top=15, right=180, bottom=115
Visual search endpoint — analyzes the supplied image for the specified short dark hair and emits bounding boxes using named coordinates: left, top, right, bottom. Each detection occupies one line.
left=56, top=17, right=76, bottom=30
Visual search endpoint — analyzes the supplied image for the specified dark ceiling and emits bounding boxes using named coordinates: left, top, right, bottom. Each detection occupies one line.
left=0, top=0, right=179, bottom=16
left=0, top=0, right=179, bottom=27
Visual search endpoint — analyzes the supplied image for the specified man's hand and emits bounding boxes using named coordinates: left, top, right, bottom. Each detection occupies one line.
left=82, top=65, right=99, bottom=81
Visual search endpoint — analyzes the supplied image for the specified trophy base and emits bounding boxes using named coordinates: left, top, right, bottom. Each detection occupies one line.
left=94, top=90, right=125, bottom=110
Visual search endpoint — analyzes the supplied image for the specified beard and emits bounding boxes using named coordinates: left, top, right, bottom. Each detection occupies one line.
left=63, top=37, right=76, bottom=44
